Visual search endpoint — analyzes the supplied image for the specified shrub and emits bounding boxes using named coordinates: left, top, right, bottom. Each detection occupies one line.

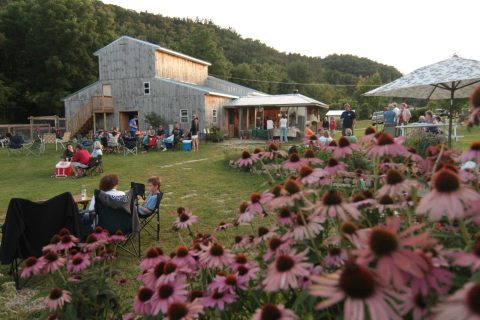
left=404, top=129, right=447, bottom=156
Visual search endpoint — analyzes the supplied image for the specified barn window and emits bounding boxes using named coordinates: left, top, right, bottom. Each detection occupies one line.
left=143, top=82, right=150, bottom=95
left=180, top=109, right=189, bottom=123
left=212, top=109, right=217, bottom=123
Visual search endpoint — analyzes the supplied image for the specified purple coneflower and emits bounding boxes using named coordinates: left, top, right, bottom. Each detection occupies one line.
left=324, top=247, right=347, bottom=268
left=201, top=289, right=236, bottom=310
left=251, top=304, right=298, bottom=320
left=417, top=168, right=480, bottom=220
left=20, top=256, right=46, bottom=278
left=151, top=281, right=189, bottom=315
left=41, top=250, right=66, bottom=274
left=366, top=132, right=409, bottom=158
left=199, top=243, right=233, bottom=269
left=57, top=234, right=78, bottom=251
left=140, top=247, right=167, bottom=271
left=459, top=141, right=480, bottom=163
left=275, top=207, right=295, bottom=226
left=44, top=288, right=72, bottom=311
left=172, top=246, right=197, bottom=272
left=447, top=238, right=480, bottom=272
left=157, top=262, right=187, bottom=285
left=67, top=253, right=90, bottom=273
left=302, top=149, right=324, bottom=166
left=254, top=226, right=276, bottom=244
left=282, top=152, right=307, bottom=171
left=235, top=150, right=259, bottom=167
left=236, top=263, right=260, bottom=283
left=353, top=216, right=430, bottom=289
left=236, top=201, right=254, bottom=224
left=409, top=252, right=453, bottom=296
left=246, top=192, right=265, bottom=215
left=81, top=234, right=107, bottom=252
left=332, top=137, right=360, bottom=158
left=209, top=273, right=247, bottom=293
left=298, top=165, right=330, bottom=186
left=434, top=282, right=480, bottom=320
left=214, top=221, right=232, bottom=232
left=377, top=169, right=418, bottom=199
left=173, top=211, right=198, bottom=229
left=314, top=190, right=361, bottom=221
left=309, top=261, right=401, bottom=320
left=324, top=158, right=346, bottom=175
left=325, top=140, right=338, bottom=153
left=398, top=290, right=430, bottom=320
left=141, top=261, right=166, bottom=289
left=43, top=234, right=62, bottom=253
left=263, top=250, right=312, bottom=291
left=109, top=229, right=127, bottom=242
left=165, top=301, right=204, bottom=320
left=232, top=235, right=253, bottom=250
left=271, top=179, right=307, bottom=208
left=261, top=143, right=288, bottom=160
left=263, top=236, right=292, bottom=261
left=289, top=212, right=325, bottom=241
left=359, top=126, right=377, bottom=145
left=134, top=287, right=154, bottom=315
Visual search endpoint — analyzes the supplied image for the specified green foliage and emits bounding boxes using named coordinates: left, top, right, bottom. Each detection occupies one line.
left=143, top=111, right=165, bottom=128
left=207, top=125, right=224, bottom=142
left=404, top=130, right=447, bottom=157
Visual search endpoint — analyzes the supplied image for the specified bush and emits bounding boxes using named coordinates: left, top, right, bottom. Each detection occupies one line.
left=143, top=112, right=165, bottom=128
left=404, top=129, right=447, bottom=156
left=207, top=125, right=224, bottom=142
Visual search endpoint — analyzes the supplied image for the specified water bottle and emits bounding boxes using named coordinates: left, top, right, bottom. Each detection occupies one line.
left=81, top=185, right=87, bottom=200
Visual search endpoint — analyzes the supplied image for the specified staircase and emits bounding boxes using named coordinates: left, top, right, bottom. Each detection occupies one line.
left=67, top=96, right=113, bottom=136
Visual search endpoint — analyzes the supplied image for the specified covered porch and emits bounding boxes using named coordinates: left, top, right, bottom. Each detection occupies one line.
left=223, top=94, right=328, bottom=139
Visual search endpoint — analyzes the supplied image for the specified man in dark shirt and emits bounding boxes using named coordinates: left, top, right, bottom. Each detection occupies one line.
left=340, top=103, right=356, bottom=136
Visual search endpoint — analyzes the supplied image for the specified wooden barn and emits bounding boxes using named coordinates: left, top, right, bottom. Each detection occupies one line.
left=63, top=36, right=327, bottom=138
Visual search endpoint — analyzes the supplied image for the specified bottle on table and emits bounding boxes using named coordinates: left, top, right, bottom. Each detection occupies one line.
left=81, top=185, right=87, bottom=200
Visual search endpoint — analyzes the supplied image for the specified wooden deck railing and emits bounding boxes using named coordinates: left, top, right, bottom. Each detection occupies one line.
left=67, top=96, right=113, bottom=135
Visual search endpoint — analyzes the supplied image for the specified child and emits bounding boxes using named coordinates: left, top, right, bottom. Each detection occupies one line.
left=137, top=176, right=161, bottom=216
left=329, top=117, right=337, bottom=135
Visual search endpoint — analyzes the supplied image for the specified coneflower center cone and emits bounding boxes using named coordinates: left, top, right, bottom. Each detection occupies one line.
left=434, top=169, right=460, bottom=192
left=296, top=214, right=307, bottom=226
left=61, top=235, right=72, bottom=244
left=329, top=247, right=341, bottom=256
left=279, top=208, right=291, bottom=218
left=289, top=153, right=300, bottom=162
left=179, top=213, right=190, bottom=222
left=44, top=251, right=59, bottom=262
left=299, top=166, right=313, bottom=178
left=379, top=195, right=394, bottom=205
left=234, top=236, right=243, bottom=244
left=377, top=133, right=394, bottom=145
left=339, top=262, right=376, bottom=299
left=260, top=304, right=282, bottom=320
left=471, top=141, right=480, bottom=151
left=467, top=284, right=480, bottom=315
left=386, top=170, right=404, bottom=185
left=225, top=275, right=237, bottom=286
left=304, top=149, right=315, bottom=158
left=212, top=291, right=225, bottom=299
left=85, top=234, right=98, bottom=244
left=414, top=293, right=427, bottom=309
left=158, top=284, right=174, bottom=299
left=176, top=246, right=189, bottom=257
left=154, top=262, right=165, bottom=278
left=271, top=185, right=282, bottom=197
left=323, top=190, right=342, bottom=205
left=25, top=257, right=37, bottom=267
left=49, top=288, right=63, bottom=300
left=327, top=158, right=338, bottom=167
left=167, top=302, right=188, bottom=320
left=473, top=241, right=480, bottom=257
left=164, top=262, right=177, bottom=274
left=237, top=266, right=249, bottom=276
left=49, top=234, right=61, bottom=244
left=258, top=227, right=269, bottom=237
left=138, top=287, right=153, bottom=302
left=235, top=254, right=247, bottom=264
left=251, top=192, right=261, bottom=203
left=284, top=180, right=301, bottom=195
left=72, top=257, right=83, bottom=265
left=340, top=221, right=358, bottom=235
left=338, top=137, right=350, bottom=148
left=268, top=144, right=278, bottom=152
left=241, top=151, right=251, bottom=159
left=146, top=247, right=160, bottom=258
left=365, top=127, right=376, bottom=135
left=369, top=228, right=399, bottom=256
left=269, top=237, right=283, bottom=251
left=276, top=255, right=294, bottom=272
left=210, top=244, right=224, bottom=256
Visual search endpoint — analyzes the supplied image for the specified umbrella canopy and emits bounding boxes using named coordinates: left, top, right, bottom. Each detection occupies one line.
left=364, top=55, right=480, bottom=146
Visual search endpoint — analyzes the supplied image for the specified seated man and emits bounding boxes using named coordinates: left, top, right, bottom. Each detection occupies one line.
left=71, top=144, right=90, bottom=177
left=137, top=176, right=161, bottom=217
left=172, top=122, right=184, bottom=145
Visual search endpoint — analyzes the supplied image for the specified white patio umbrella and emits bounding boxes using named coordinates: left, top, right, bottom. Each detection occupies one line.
left=364, top=55, right=480, bottom=146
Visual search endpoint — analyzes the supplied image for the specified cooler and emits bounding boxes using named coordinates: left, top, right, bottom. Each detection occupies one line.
left=182, top=140, right=192, bottom=151
left=55, top=161, right=72, bottom=177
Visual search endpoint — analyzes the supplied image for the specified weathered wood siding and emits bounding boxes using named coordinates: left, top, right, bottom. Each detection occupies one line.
left=98, top=39, right=156, bottom=81
left=204, top=76, right=263, bottom=97
left=204, top=95, right=231, bottom=131
left=64, top=82, right=102, bottom=120
left=155, top=51, right=208, bottom=84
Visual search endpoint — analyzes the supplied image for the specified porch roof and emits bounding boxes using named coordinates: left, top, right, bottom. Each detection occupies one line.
left=224, top=94, right=328, bottom=108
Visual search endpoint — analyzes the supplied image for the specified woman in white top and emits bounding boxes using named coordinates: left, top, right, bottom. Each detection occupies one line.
left=91, top=141, right=103, bottom=158
left=319, top=131, right=333, bottom=146
left=279, top=115, right=288, bottom=143
left=87, top=174, right=125, bottom=212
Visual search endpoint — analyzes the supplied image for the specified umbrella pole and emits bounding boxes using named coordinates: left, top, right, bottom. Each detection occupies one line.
left=448, top=89, right=454, bottom=148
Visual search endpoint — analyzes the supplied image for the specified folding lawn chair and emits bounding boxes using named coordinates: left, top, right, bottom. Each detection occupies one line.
left=85, top=156, right=104, bottom=176
left=122, top=137, right=138, bottom=156
left=23, top=139, right=45, bottom=156
left=93, top=189, right=141, bottom=257
left=0, top=192, right=83, bottom=288
left=131, top=182, right=163, bottom=241
left=55, top=132, right=71, bottom=151
left=7, top=135, right=24, bottom=156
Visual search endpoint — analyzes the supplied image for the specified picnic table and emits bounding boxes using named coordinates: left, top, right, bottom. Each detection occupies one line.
left=396, top=122, right=460, bottom=141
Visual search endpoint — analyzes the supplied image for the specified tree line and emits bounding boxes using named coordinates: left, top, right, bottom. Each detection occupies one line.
left=0, top=0, right=411, bottom=123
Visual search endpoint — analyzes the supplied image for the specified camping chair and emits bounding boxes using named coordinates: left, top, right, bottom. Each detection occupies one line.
left=131, top=183, right=163, bottom=241
left=93, top=189, right=141, bottom=257
left=85, top=156, right=104, bottom=176
left=23, top=139, right=45, bottom=156
left=7, top=135, right=25, bottom=156
left=0, top=192, right=82, bottom=289
left=55, top=132, right=71, bottom=151
left=122, top=137, right=138, bottom=156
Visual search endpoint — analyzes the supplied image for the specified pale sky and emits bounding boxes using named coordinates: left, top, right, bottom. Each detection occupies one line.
left=102, top=0, right=479, bottom=75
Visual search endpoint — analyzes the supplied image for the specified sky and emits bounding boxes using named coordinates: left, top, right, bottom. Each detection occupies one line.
left=102, top=0, right=479, bottom=75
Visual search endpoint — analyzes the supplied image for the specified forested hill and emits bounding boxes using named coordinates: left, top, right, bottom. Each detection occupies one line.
left=0, top=0, right=402, bottom=123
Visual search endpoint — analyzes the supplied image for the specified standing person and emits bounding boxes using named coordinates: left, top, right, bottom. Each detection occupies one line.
left=396, top=103, right=412, bottom=136
left=322, top=116, right=329, bottom=131
left=340, top=103, right=356, bottom=136
left=128, top=115, right=138, bottom=137
left=329, top=117, right=337, bottom=136
left=190, top=115, right=200, bottom=151
left=279, top=114, right=288, bottom=143
left=383, top=106, right=397, bottom=137
left=266, top=117, right=274, bottom=141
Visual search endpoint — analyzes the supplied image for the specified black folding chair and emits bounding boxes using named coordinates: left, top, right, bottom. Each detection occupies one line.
left=0, top=192, right=83, bottom=288
left=131, top=182, right=163, bottom=241
left=85, top=156, right=104, bottom=176
left=93, top=189, right=141, bottom=257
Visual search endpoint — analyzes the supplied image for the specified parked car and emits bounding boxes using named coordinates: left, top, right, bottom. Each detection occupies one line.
left=435, top=108, right=449, bottom=117
left=371, top=111, right=384, bottom=125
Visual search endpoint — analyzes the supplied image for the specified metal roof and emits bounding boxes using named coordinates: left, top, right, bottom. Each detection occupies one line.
left=224, top=94, right=328, bottom=108
left=94, top=36, right=212, bottom=66
left=154, top=77, right=239, bottom=99
left=326, top=110, right=355, bottom=116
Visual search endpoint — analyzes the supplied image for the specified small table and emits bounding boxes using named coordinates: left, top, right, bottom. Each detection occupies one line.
left=73, top=194, right=91, bottom=210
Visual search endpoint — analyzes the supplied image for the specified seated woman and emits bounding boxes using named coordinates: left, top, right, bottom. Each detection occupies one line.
left=304, top=123, right=315, bottom=139
left=61, top=143, right=74, bottom=161
left=319, top=131, right=333, bottom=146
left=107, top=130, right=119, bottom=152
left=137, top=176, right=161, bottom=217
left=87, top=174, right=126, bottom=214
left=345, top=128, right=358, bottom=143
left=91, top=141, right=103, bottom=158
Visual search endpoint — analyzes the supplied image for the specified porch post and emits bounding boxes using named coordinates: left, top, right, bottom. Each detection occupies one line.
left=93, top=113, right=96, bottom=134
left=103, top=112, right=107, bottom=131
